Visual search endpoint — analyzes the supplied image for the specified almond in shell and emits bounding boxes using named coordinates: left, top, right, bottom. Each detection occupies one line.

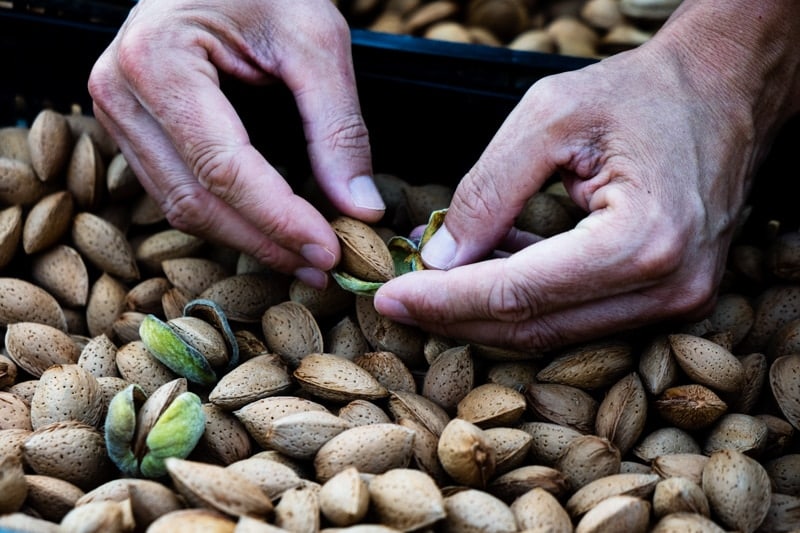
left=702, top=448, right=771, bottom=533
left=146, top=509, right=236, bottom=533
left=0, top=277, right=67, bottom=331
left=60, top=500, right=129, bottom=533
left=354, top=350, right=416, bottom=394
left=574, top=495, right=651, bottom=533
left=134, top=228, right=205, bottom=272
left=632, top=426, right=701, bottom=463
left=456, top=382, right=526, bottom=428
left=536, top=339, right=633, bottom=389
left=30, top=244, right=89, bottom=308
left=668, top=333, right=745, bottom=393
left=293, top=353, right=388, bottom=403
left=0, top=392, right=32, bottom=431
left=161, top=257, right=229, bottom=298
left=319, top=466, right=370, bottom=527
left=2, top=159, right=47, bottom=213
left=517, top=421, right=583, bottom=466
left=165, top=457, right=273, bottom=519
left=22, top=190, right=74, bottom=254
left=86, top=272, right=128, bottom=338
left=437, top=417, right=496, bottom=488
left=422, top=344, right=475, bottom=414
left=442, top=487, right=517, bottom=533
left=638, top=334, right=678, bottom=395
left=742, top=284, right=800, bottom=351
left=261, top=410, right=353, bottom=460
left=208, top=354, right=293, bottom=411
left=0, top=454, right=27, bottom=514
left=30, top=363, right=103, bottom=430
left=510, top=486, right=573, bottom=533
left=313, top=423, right=415, bottom=483
left=199, top=273, right=290, bottom=323
left=66, top=132, right=105, bottom=210
left=23, top=420, right=112, bottom=490
left=274, top=484, right=320, bottom=533
left=557, top=434, right=621, bottom=491
left=233, top=396, right=328, bottom=450
left=4, top=321, right=80, bottom=377
left=0, top=126, right=31, bottom=162
left=595, top=372, right=647, bottom=456
left=482, top=427, right=533, bottom=475
left=72, top=212, right=139, bottom=281
left=225, top=455, right=304, bottom=501
left=565, top=472, right=661, bottom=519
left=654, top=384, right=727, bottom=431
left=330, top=216, right=395, bottom=282
left=192, top=403, right=252, bottom=466
left=28, top=108, right=72, bottom=183
left=23, top=474, right=85, bottom=523
left=487, top=464, right=570, bottom=503
left=125, top=276, right=172, bottom=315
left=703, top=413, right=768, bottom=456
left=368, top=468, right=446, bottom=531
left=652, top=476, right=710, bottom=518
left=0, top=204, right=22, bottom=269
left=355, top=295, right=426, bottom=368
left=325, top=315, right=372, bottom=361
left=770, top=354, right=800, bottom=430
left=651, top=453, right=709, bottom=486
left=262, top=300, right=323, bottom=368
left=525, top=382, right=598, bottom=433
left=337, top=399, right=392, bottom=426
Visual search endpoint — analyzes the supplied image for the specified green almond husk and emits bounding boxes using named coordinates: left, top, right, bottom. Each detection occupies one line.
left=331, top=271, right=384, bottom=296
left=183, top=298, right=239, bottom=372
left=420, top=208, right=447, bottom=250
left=332, top=208, right=448, bottom=296
left=140, top=391, right=206, bottom=478
left=139, top=314, right=217, bottom=386
left=105, top=383, right=147, bottom=477
left=388, top=235, right=424, bottom=276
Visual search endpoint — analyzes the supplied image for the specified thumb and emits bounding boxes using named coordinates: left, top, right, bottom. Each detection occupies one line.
left=281, top=28, right=384, bottom=223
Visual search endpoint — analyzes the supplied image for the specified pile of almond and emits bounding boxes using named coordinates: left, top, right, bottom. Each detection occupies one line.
left=336, top=0, right=682, bottom=58
left=2, top=102, right=800, bottom=532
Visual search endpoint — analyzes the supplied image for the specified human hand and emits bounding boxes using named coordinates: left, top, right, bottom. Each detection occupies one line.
left=88, top=0, right=385, bottom=289
left=374, top=1, right=800, bottom=351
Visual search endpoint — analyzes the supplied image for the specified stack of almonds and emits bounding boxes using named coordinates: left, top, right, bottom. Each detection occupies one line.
left=2, top=105, right=800, bottom=533
left=336, top=0, right=682, bottom=58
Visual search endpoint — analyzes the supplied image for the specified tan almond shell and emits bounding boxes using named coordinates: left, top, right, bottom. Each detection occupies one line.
left=330, top=216, right=395, bottom=282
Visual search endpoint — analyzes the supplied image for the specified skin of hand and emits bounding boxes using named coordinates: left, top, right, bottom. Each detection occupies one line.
left=88, top=0, right=385, bottom=290
left=375, top=0, right=800, bottom=351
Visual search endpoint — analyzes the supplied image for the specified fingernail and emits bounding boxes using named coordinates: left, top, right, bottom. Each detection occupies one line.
left=294, top=267, right=328, bottom=290
left=300, top=243, right=337, bottom=271
left=349, top=175, right=386, bottom=211
left=374, top=294, right=418, bottom=326
left=421, top=225, right=457, bottom=269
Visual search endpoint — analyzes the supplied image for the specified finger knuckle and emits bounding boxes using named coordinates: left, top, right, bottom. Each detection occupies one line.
left=320, top=112, right=370, bottom=153
left=515, top=319, right=568, bottom=352
left=486, top=273, right=538, bottom=323
left=160, top=186, right=211, bottom=235
left=629, top=229, right=685, bottom=282
left=452, top=165, right=503, bottom=221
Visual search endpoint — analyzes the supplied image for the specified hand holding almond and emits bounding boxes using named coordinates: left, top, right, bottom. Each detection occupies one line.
left=375, top=0, right=800, bottom=351
left=89, top=0, right=385, bottom=290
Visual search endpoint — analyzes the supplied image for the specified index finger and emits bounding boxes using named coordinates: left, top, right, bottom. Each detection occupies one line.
left=117, top=35, right=344, bottom=265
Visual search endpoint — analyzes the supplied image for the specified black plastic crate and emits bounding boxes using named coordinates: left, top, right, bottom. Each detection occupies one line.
left=1, top=7, right=798, bottom=231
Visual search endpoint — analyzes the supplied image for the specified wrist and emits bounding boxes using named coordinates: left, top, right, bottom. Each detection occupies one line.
left=650, top=0, right=800, bottom=151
